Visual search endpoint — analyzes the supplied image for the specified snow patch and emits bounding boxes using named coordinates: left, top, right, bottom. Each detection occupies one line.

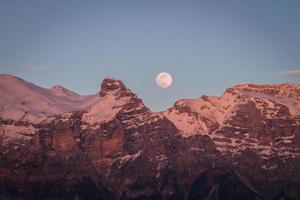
left=119, top=150, right=142, bottom=165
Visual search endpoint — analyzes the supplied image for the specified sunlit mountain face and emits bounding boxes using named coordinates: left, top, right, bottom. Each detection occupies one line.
left=1, top=0, right=300, bottom=199
left=1, top=74, right=300, bottom=200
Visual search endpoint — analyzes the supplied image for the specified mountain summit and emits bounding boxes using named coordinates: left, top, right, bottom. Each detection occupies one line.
left=0, top=75, right=299, bottom=200
left=99, top=78, right=128, bottom=97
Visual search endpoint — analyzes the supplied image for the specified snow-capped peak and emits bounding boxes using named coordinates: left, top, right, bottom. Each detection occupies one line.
left=0, top=74, right=98, bottom=123
left=164, top=83, right=300, bottom=137
left=232, top=83, right=300, bottom=115
left=81, top=77, right=149, bottom=126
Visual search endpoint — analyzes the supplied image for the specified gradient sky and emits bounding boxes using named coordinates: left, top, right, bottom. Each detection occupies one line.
left=0, top=0, right=300, bottom=111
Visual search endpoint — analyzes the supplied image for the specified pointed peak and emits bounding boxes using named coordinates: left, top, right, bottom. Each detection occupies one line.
left=99, top=78, right=127, bottom=97
left=51, top=85, right=79, bottom=96
left=52, top=85, right=64, bottom=90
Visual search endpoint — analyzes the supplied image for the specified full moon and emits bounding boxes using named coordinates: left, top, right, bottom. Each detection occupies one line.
left=156, top=72, right=172, bottom=88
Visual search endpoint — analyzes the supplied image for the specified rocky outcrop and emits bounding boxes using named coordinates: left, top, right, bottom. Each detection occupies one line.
left=164, top=83, right=300, bottom=199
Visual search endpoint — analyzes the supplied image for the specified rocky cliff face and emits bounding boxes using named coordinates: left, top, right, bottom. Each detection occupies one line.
left=0, top=75, right=299, bottom=200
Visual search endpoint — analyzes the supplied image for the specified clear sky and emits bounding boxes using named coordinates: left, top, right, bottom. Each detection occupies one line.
left=0, top=0, right=300, bottom=111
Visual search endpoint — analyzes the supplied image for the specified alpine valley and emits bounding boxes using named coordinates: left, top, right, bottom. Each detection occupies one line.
left=0, top=74, right=299, bottom=200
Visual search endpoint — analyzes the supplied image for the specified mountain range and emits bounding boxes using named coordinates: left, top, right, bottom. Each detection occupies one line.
left=0, top=74, right=299, bottom=200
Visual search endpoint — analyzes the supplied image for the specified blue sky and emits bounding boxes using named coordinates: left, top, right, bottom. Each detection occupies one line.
left=0, top=0, right=300, bottom=111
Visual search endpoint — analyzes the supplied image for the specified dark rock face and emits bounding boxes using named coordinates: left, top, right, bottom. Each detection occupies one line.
left=0, top=79, right=299, bottom=200
left=99, top=78, right=128, bottom=97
